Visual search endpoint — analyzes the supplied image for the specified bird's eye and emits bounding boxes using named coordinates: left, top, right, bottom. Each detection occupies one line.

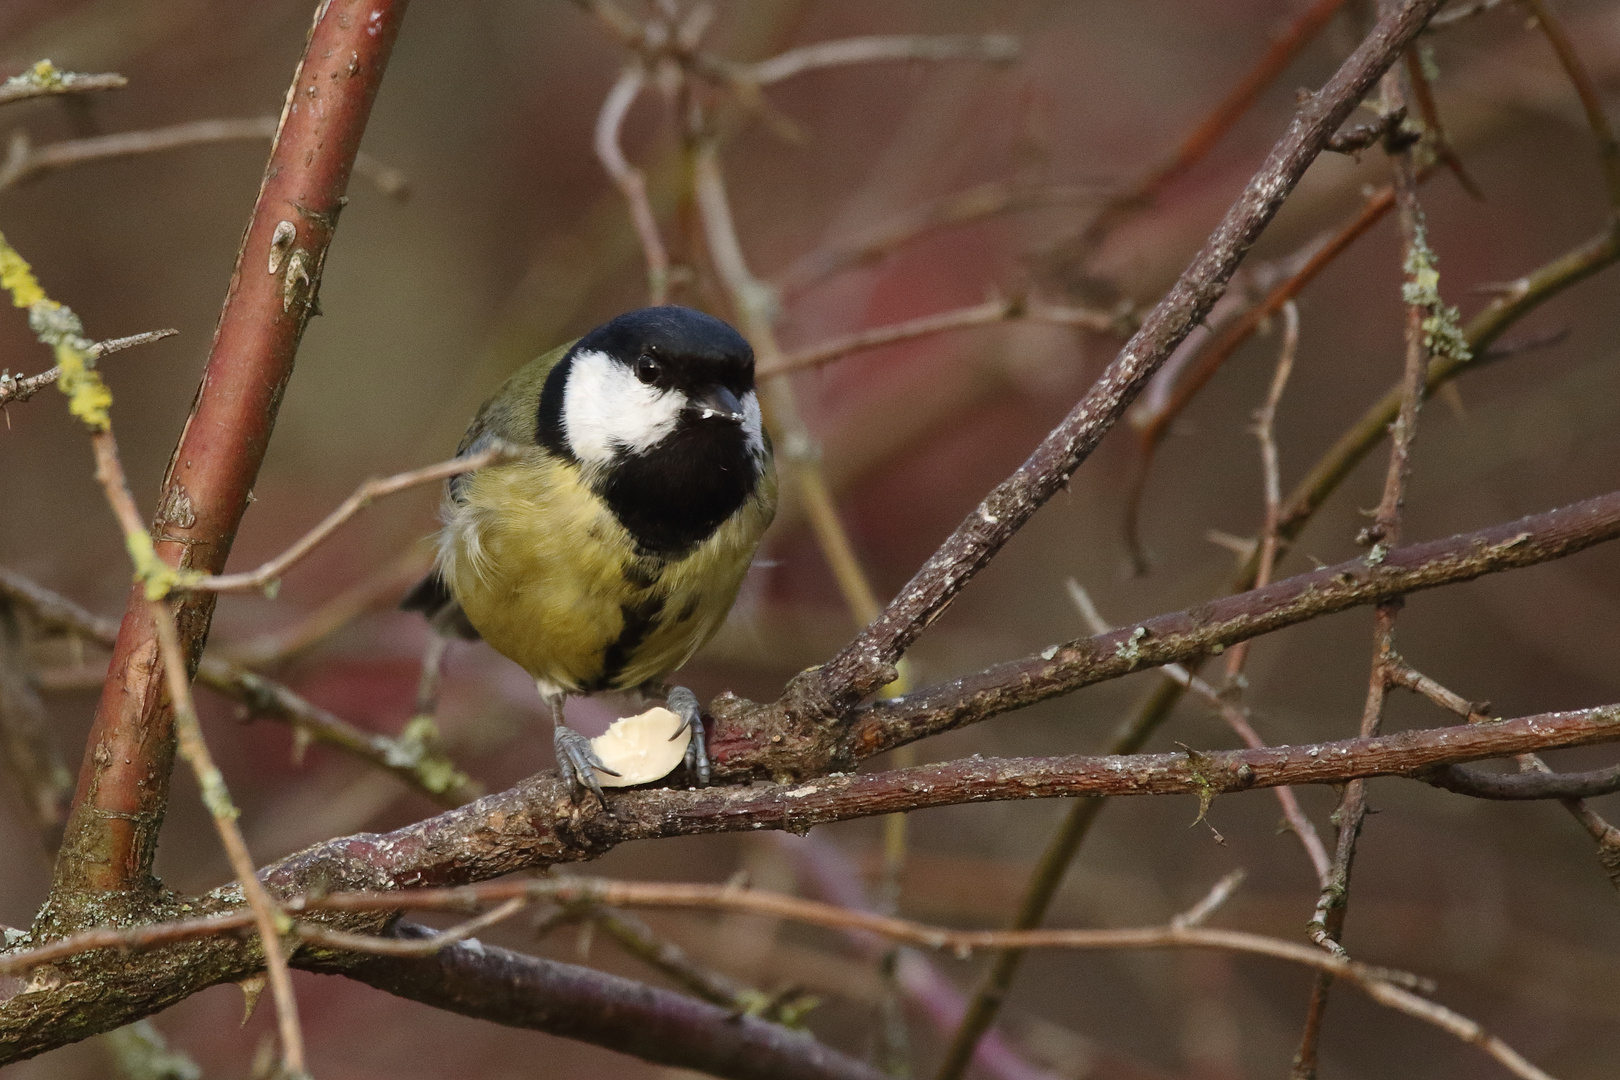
left=634, top=354, right=662, bottom=385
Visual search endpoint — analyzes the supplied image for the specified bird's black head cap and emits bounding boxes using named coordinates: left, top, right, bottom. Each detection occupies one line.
left=574, top=306, right=755, bottom=397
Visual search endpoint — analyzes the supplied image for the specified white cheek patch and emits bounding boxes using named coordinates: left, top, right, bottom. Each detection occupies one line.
left=562, top=349, right=685, bottom=464
left=741, top=389, right=765, bottom=461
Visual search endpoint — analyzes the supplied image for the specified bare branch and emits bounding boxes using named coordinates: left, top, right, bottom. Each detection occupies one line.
left=189, top=442, right=521, bottom=594
left=743, top=34, right=1019, bottom=86
left=0, top=62, right=125, bottom=107
left=0, top=565, right=478, bottom=806
left=1428, top=761, right=1620, bottom=799
left=594, top=64, right=670, bottom=304
left=839, top=489, right=1620, bottom=766
left=775, top=180, right=1108, bottom=300
left=84, top=421, right=308, bottom=1074
left=0, top=329, right=176, bottom=408
left=760, top=298, right=1128, bottom=380
left=52, top=0, right=410, bottom=901
left=0, top=116, right=409, bottom=197
left=336, top=926, right=892, bottom=1080
left=799, top=0, right=1451, bottom=720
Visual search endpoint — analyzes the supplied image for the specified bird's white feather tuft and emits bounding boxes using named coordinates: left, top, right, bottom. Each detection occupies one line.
left=562, top=349, right=684, bottom=464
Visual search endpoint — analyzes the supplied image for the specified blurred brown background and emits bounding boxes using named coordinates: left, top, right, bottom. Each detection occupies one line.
left=3, top=1, right=1620, bottom=1077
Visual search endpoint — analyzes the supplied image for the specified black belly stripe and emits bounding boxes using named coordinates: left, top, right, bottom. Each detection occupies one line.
left=596, top=593, right=666, bottom=690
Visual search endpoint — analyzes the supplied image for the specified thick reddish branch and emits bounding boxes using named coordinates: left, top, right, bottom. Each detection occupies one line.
left=52, top=0, right=408, bottom=899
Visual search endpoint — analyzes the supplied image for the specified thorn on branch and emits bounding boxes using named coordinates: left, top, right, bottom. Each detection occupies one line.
left=1325, top=105, right=1409, bottom=155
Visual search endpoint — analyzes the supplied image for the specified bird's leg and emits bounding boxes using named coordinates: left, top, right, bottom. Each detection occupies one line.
left=663, top=685, right=711, bottom=787
left=413, top=633, right=449, bottom=718
left=543, top=685, right=617, bottom=812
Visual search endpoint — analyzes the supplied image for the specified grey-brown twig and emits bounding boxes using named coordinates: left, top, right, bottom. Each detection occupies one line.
left=798, top=0, right=1452, bottom=721
left=834, top=488, right=1620, bottom=769
left=188, top=442, right=521, bottom=594
left=1066, top=579, right=1331, bottom=887
left=774, top=180, right=1107, bottom=300
left=0, top=871, right=1558, bottom=1079
left=0, top=62, right=125, bottom=107
left=1296, top=55, right=1436, bottom=1078
left=0, top=330, right=176, bottom=408
left=760, top=297, right=1128, bottom=380
left=594, top=63, right=670, bottom=304
left=0, top=116, right=408, bottom=197
left=742, top=34, right=1019, bottom=86
left=0, top=564, right=478, bottom=806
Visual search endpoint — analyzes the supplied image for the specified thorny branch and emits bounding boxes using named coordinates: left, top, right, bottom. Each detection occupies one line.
left=829, top=488, right=1620, bottom=770
left=1296, top=51, right=1434, bottom=1078
left=4, top=705, right=1616, bottom=1069
left=3, top=0, right=1620, bottom=1075
left=796, top=0, right=1452, bottom=721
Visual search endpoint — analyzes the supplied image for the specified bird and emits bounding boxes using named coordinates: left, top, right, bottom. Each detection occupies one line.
left=402, top=306, right=777, bottom=809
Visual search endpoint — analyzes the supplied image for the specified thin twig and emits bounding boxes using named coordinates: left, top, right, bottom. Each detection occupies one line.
left=1403, top=48, right=1483, bottom=198
left=742, top=34, right=1019, bottom=86
left=1520, top=0, right=1620, bottom=210
left=0, top=564, right=479, bottom=806
left=0, top=329, right=177, bottom=408
left=774, top=180, right=1107, bottom=300
left=188, top=442, right=521, bottom=594
left=1066, top=579, right=1331, bottom=887
left=1038, top=0, right=1354, bottom=280
left=760, top=297, right=1128, bottom=380
left=86, top=426, right=307, bottom=1076
left=295, top=897, right=529, bottom=957
left=0, top=62, right=125, bottom=107
left=306, top=877, right=1575, bottom=1078
left=1221, top=299, right=1298, bottom=679
left=1298, top=58, right=1434, bottom=1078
left=1123, top=174, right=1419, bottom=569
left=594, top=64, right=670, bottom=304
left=226, top=546, right=433, bottom=668
left=690, top=132, right=898, bottom=661
left=0, top=116, right=408, bottom=196
left=1427, top=0, right=1510, bottom=29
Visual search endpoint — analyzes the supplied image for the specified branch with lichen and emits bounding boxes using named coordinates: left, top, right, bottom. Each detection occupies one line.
left=0, top=61, right=126, bottom=107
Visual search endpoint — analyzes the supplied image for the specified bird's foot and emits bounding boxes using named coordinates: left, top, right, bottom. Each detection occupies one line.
left=666, top=686, right=711, bottom=787
left=554, top=724, right=618, bottom=813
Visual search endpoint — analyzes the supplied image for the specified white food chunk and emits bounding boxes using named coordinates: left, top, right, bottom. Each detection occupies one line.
left=591, top=707, right=690, bottom=787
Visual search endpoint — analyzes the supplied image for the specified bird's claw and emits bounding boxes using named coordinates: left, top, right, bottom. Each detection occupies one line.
left=666, top=686, right=711, bottom=787
left=554, top=724, right=617, bottom=813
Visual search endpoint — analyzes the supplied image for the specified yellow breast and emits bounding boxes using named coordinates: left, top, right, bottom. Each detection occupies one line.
left=437, top=451, right=774, bottom=694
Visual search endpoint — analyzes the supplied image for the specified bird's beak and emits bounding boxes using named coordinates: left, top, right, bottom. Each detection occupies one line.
left=689, top=385, right=746, bottom=424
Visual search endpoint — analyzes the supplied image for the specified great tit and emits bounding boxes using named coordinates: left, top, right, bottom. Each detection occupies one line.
left=403, top=306, right=777, bottom=807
